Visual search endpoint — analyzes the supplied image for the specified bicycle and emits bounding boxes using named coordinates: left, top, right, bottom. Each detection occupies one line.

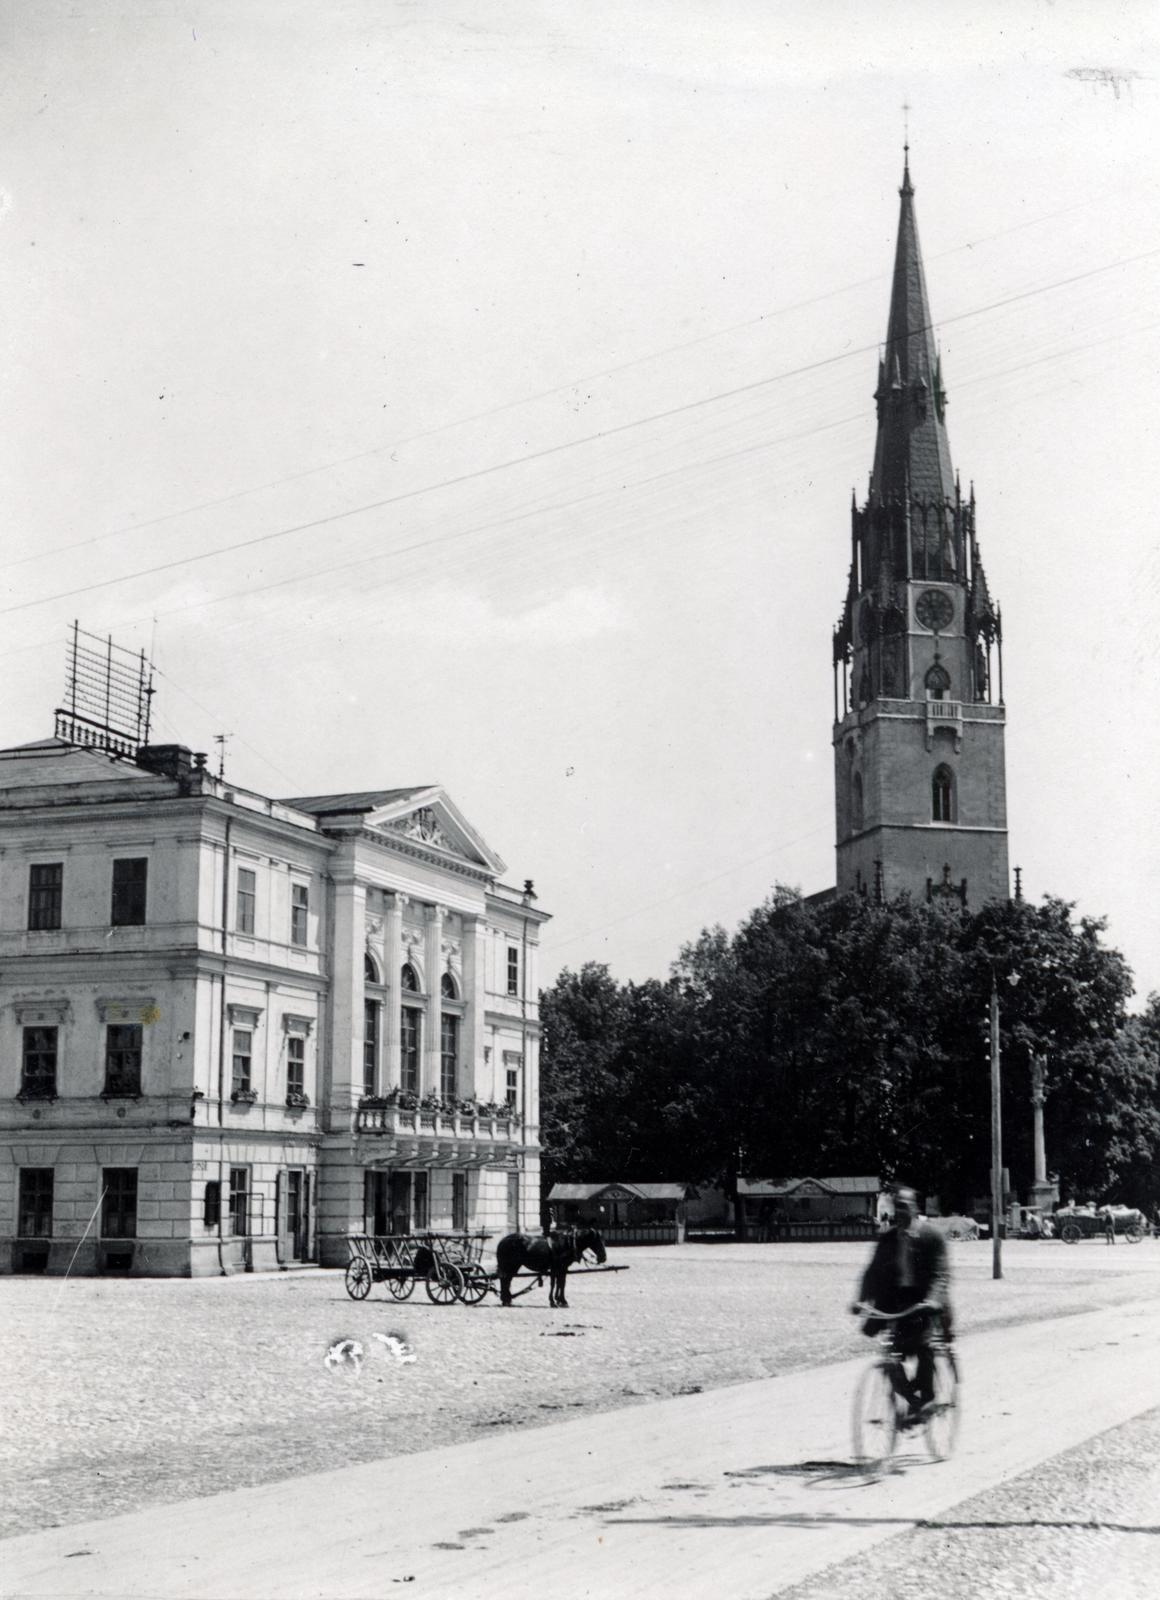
left=850, top=1301, right=960, bottom=1477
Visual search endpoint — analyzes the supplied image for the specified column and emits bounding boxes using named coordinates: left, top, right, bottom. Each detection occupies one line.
left=424, top=904, right=445, bottom=1096
left=383, top=892, right=405, bottom=1090
left=330, top=875, right=365, bottom=1109
left=460, top=914, right=485, bottom=1100
left=1029, top=1054, right=1056, bottom=1214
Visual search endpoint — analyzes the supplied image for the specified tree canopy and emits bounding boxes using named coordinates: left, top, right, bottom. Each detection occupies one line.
left=539, top=891, right=1160, bottom=1212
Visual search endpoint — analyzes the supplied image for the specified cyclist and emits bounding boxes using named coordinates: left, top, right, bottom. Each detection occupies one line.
left=851, top=1185, right=952, bottom=1424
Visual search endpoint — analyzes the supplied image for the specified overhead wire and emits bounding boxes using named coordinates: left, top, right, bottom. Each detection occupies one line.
left=1, top=243, right=1155, bottom=623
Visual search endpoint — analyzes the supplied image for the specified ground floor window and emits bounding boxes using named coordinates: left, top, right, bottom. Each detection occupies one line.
left=452, top=1172, right=467, bottom=1231
left=101, top=1168, right=138, bottom=1238
left=413, top=1171, right=429, bottom=1229
left=507, top=1171, right=520, bottom=1230
left=229, top=1167, right=250, bottom=1236
left=203, top=1180, right=221, bottom=1228
left=18, top=1168, right=54, bottom=1237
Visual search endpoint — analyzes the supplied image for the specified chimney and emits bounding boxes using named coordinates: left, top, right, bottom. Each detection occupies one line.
left=136, top=744, right=194, bottom=783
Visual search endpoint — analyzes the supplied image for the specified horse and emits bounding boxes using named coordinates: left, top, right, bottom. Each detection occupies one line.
left=495, top=1227, right=606, bottom=1307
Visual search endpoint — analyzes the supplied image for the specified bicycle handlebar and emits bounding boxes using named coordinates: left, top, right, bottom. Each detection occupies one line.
left=851, top=1300, right=937, bottom=1320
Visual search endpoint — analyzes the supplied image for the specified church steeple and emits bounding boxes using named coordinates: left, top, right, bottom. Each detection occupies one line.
left=831, top=155, right=1009, bottom=911
left=870, top=156, right=954, bottom=511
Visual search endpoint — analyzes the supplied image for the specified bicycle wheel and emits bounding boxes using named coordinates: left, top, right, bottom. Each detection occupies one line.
left=344, top=1258, right=372, bottom=1300
left=386, top=1270, right=415, bottom=1301
left=456, top=1263, right=492, bottom=1305
left=425, top=1263, right=464, bottom=1305
left=923, top=1348, right=960, bottom=1460
left=851, top=1362, right=899, bottom=1475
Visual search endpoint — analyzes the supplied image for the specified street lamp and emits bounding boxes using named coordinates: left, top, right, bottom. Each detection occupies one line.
left=989, top=966, right=1020, bottom=1281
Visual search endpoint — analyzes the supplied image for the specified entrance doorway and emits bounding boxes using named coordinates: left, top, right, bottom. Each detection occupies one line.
left=280, top=1168, right=309, bottom=1261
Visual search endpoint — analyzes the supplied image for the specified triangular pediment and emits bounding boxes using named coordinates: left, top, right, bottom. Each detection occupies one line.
left=364, top=787, right=506, bottom=876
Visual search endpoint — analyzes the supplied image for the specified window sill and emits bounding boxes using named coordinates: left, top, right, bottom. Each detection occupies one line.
left=230, top=1090, right=259, bottom=1105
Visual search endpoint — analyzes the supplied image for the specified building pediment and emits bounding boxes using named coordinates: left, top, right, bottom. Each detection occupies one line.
left=364, top=789, right=506, bottom=876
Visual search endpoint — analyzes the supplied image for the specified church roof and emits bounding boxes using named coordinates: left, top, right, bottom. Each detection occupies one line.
left=869, top=155, right=956, bottom=509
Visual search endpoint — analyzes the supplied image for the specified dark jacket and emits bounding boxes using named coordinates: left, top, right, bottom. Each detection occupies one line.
left=858, top=1220, right=950, bottom=1335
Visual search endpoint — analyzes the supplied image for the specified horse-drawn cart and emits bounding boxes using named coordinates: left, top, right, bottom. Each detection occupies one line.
left=344, top=1230, right=491, bottom=1303
left=1054, top=1206, right=1148, bottom=1244
left=343, top=1227, right=625, bottom=1306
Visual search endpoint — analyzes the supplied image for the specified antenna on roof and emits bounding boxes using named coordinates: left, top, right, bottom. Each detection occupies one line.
left=55, top=621, right=156, bottom=757
left=213, top=733, right=232, bottom=780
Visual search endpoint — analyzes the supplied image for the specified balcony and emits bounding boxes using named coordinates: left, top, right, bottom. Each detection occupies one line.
left=925, top=698, right=963, bottom=751
left=355, top=1099, right=523, bottom=1167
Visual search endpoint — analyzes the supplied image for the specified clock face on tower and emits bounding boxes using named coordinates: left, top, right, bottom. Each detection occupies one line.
left=915, top=588, right=954, bottom=632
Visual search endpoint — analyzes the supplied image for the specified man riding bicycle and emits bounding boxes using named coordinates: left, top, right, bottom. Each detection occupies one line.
left=852, top=1186, right=952, bottom=1425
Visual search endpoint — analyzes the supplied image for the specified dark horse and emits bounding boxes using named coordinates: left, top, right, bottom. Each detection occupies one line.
left=495, top=1227, right=606, bottom=1307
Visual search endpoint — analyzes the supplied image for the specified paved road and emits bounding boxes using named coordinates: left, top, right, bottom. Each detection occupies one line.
left=5, top=1295, right=1159, bottom=1600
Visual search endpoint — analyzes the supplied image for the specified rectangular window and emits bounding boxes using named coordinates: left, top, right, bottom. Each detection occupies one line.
left=440, top=1013, right=459, bottom=1102
left=102, top=1168, right=138, bottom=1239
left=232, top=1029, right=252, bottom=1093
left=506, top=946, right=520, bottom=996
left=413, top=1171, right=429, bottom=1230
left=400, top=1007, right=420, bottom=1096
left=18, top=1168, right=54, bottom=1237
left=505, top=1054, right=521, bottom=1110
left=452, top=1172, right=467, bottom=1232
left=104, top=1023, right=142, bottom=1096
left=236, top=867, right=256, bottom=934
left=21, top=1026, right=57, bottom=1099
left=228, top=1167, right=249, bottom=1236
left=363, top=1000, right=379, bottom=1097
left=290, top=883, right=309, bottom=947
left=506, top=1171, right=520, bottom=1230
left=287, top=1035, right=305, bottom=1097
left=111, top=857, right=148, bottom=926
left=203, top=1180, right=221, bottom=1229
left=28, top=863, right=63, bottom=931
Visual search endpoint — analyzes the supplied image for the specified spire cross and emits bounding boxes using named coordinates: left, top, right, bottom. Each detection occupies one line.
left=902, top=101, right=911, bottom=156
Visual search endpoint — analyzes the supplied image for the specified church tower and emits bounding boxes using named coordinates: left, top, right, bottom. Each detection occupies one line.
left=832, top=155, right=1008, bottom=906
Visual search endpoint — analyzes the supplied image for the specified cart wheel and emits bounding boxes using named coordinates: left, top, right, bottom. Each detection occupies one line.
left=923, top=1348, right=960, bottom=1461
left=426, top=1264, right=464, bottom=1305
left=1125, top=1225, right=1143, bottom=1244
left=457, top=1264, right=491, bottom=1305
left=345, top=1259, right=373, bottom=1300
left=386, top=1271, right=415, bottom=1301
left=851, top=1361, right=899, bottom=1478
left=1061, top=1223, right=1082, bottom=1244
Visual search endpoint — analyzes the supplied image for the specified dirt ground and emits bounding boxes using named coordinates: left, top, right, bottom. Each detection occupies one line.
left=4, top=1238, right=1159, bottom=1541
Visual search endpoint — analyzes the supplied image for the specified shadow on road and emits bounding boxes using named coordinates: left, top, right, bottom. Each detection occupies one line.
left=607, top=1511, right=1160, bottom=1534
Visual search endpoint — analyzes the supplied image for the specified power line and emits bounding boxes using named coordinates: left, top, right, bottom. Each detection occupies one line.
left=0, top=188, right=1123, bottom=580
left=2, top=244, right=1155, bottom=624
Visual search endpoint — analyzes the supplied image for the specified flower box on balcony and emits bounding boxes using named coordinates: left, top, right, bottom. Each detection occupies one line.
left=231, top=1087, right=258, bottom=1105
left=285, top=1091, right=310, bottom=1110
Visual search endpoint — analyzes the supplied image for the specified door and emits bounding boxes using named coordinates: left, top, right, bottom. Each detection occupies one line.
left=365, top=1171, right=390, bottom=1237
left=286, top=1169, right=306, bottom=1261
left=389, top=1171, right=412, bottom=1235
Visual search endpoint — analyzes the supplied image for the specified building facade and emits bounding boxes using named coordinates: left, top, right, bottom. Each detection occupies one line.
left=0, top=738, right=546, bottom=1275
left=832, top=157, right=1009, bottom=907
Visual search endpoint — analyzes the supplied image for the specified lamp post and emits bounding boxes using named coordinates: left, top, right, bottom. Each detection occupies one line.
left=989, top=967, right=1020, bottom=1281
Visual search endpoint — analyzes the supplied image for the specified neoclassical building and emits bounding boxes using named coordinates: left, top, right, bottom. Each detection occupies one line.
left=832, top=155, right=1009, bottom=907
left=0, top=737, right=546, bottom=1275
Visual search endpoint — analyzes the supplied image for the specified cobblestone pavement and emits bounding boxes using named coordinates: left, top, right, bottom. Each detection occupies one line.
left=4, top=1239, right=1159, bottom=1541
left=780, top=1405, right=1160, bottom=1600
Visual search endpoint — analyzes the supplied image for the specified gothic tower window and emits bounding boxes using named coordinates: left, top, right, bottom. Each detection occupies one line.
left=851, top=772, right=864, bottom=832
left=925, top=661, right=951, bottom=701
left=931, top=765, right=954, bottom=824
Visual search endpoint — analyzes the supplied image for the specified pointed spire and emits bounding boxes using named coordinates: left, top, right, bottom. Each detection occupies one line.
left=868, top=153, right=957, bottom=515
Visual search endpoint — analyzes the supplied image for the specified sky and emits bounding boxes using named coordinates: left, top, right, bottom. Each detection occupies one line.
left=0, top=1, right=1157, bottom=1001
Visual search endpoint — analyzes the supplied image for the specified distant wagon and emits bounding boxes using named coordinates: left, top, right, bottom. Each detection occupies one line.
left=546, top=1182, right=693, bottom=1245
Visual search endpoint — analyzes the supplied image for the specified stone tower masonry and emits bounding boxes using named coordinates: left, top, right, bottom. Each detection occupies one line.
left=832, top=155, right=1009, bottom=907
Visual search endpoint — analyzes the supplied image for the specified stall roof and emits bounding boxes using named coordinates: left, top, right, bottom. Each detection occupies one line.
left=548, top=1182, right=693, bottom=1203
left=736, top=1176, right=881, bottom=1198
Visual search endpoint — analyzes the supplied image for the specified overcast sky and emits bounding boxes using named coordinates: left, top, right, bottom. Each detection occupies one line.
left=1, top=2, right=1157, bottom=1001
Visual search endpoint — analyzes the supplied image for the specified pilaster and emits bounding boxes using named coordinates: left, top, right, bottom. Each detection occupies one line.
left=460, top=914, right=484, bottom=1099
left=424, top=904, right=445, bottom=1096
left=383, top=892, right=405, bottom=1090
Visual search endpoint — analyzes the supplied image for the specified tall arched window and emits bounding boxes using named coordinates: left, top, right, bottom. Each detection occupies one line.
left=440, top=972, right=457, bottom=1000
left=363, top=953, right=381, bottom=1097
left=932, top=765, right=954, bottom=823
left=400, top=964, right=421, bottom=1095
left=364, top=952, right=379, bottom=984
left=851, top=771, right=864, bottom=832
